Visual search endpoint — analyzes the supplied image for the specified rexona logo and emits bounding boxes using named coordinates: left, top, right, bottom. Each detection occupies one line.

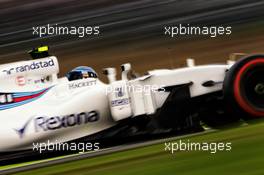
left=15, top=111, right=99, bottom=138
left=35, top=111, right=100, bottom=132
left=3, top=59, right=55, bottom=75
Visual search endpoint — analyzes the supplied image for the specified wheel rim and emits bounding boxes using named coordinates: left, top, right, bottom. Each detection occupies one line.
left=242, top=67, right=264, bottom=110
left=234, top=58, right=264, bottom=116
left=254, top=83, right=264, bottom=95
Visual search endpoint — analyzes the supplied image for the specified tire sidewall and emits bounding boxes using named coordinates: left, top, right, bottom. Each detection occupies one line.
left=223, top=54, right=264, bottom=118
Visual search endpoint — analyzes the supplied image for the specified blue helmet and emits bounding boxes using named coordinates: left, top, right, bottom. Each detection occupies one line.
left=66, top=66, right=98, bottom=81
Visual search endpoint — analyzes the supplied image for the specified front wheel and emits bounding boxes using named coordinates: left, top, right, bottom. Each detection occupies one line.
left=223, top=54, right=264, bottom=119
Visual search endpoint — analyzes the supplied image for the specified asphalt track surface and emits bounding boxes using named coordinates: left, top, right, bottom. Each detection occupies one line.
left=1, top=0, right=262, bottom=47
left=0, top=0, right=264, bottom=172
left=0, top=130, right=215, bottom=175
left=1, top=0, right=264, bottom=72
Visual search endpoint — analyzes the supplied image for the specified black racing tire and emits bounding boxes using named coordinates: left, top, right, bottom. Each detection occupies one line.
left=223, top=54, right=264, bottom=119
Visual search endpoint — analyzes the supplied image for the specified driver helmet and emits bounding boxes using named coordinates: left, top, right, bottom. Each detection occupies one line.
left=66, top=66, right=98, bottom=81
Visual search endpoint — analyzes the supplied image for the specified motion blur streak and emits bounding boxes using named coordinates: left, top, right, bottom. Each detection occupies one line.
left=0, top=0, right=264, bottom=79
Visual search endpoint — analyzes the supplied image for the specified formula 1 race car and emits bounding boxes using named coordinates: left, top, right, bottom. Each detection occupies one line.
left=0, top=46, right=263, bottom=152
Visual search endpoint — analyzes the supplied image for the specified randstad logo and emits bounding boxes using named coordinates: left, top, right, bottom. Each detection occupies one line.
left=2, top=59, right=55, bottom=75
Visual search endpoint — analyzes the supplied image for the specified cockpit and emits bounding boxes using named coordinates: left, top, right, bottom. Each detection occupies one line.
left=66, top=66, right=98, bottom=81
left=27, top=46, right=98, bottom=82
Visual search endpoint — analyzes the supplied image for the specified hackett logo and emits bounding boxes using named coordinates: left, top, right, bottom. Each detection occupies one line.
left=2, top=59, right=55, bottom=75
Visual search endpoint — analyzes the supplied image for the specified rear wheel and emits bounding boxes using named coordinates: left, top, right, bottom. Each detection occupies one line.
left=223, top=55, right=264, bottom=118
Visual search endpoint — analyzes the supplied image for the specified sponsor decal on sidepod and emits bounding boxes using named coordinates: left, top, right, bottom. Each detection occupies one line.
left=15, top=111, right=99, bottom=138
